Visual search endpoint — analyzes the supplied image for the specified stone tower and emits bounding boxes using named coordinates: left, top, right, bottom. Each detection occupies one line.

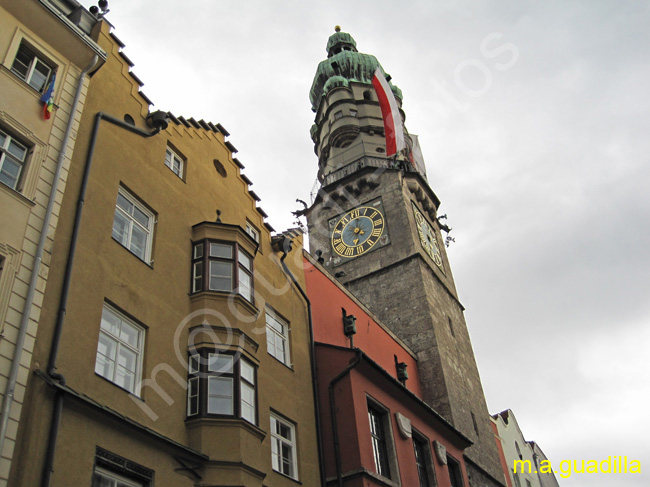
left=305, top=28, right=504, bottom=487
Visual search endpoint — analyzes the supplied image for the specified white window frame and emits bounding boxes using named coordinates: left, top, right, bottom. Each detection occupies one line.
left=270, top=413, right=298, bottom=480
left=266, top=308, right=290, bottom=366
left=0, top=128, right=29, bottom=191
left=112, top=187, right=155, bottom=263
left=245, top=222, right=260, bottom=243
left=164, top=146, right=184, bottom=178
left=10, top=41, right=54, bottom=93
left=94, top=304, right=145, bottom=395
left=93, top=467, right=143, bottom=487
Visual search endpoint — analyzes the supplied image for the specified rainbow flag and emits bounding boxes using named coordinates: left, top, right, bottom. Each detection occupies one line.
left=39, top=73, right=56, bottom=120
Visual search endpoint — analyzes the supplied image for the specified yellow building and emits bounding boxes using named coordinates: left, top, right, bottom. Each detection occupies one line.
left=0, top=0, right=105, bottom=484
left=11, top=8, right=321, bottom=487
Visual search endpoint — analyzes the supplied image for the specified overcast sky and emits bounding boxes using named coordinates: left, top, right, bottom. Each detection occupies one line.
left=78, top=1, right=649, bottom=485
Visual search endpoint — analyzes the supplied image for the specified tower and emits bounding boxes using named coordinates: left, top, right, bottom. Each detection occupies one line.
left=305, top=28, right=504, bottom=486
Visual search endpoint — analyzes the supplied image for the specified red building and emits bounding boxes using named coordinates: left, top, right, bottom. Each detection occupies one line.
left=304, top=251, right=473, bottom=487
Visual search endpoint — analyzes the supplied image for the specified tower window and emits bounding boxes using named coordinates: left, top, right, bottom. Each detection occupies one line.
left=334, top=110, right=343, bottom=120
left=350, top=109, right=358, bottom=117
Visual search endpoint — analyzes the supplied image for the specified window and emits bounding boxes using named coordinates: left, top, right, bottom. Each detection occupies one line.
left=350, top=109, right=358, bottom=117
left=112, top=187, right=155, bottom=263
left=186, top=350, right=257, bottom=425
left=245, top=222, right=260, bottom=243
left=334, top=110, right=343, bottom=120
left=94, top=304, right=145, bottom=395
left=447, top=455, right=464, bottom=487
left=368, top=404, right=391, bottom=478
left=270, top=413, right=298, bottom=480
left=93, top=447, right=153, bottom=487
left=413, top=435, right=433, bottom=487
left=265, top=308, right=290, bottom=366
left=0, top=128, right=28, bottom=190
left=93, top=467, right=143, bottom=487
left=164, top=146, right=184, bottom=178
left=11, top=42, right=54, bottom=93
left=191, top=240, right=254, bottom=301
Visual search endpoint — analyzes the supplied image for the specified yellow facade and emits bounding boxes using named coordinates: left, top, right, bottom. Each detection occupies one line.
left=0, top=0, right=105, bottom=484
left=12, top=12, right=319, bottom=487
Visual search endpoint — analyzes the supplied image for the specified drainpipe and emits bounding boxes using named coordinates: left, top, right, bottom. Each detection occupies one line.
left=0, top=55, right=99, bottom=461
left=328, top=349, right=362, bottom=487
left=41, top=111, right=167, bottom=487
left=279, top=243, right=326, bottom=487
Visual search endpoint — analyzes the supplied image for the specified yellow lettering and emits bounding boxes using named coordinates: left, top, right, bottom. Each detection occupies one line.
left=629, top=460, right=641, bottom=473
left=373, top=218, right=383, bottom=226
left=559, top=460, right=572, bottom=478
left=513, top=460, right=531, bottom=474
left=344, top=247, right=354, bottom=256
left=539, top=460, right=552, bottom=474
left=586, top=460, right=598, bottom=473
left=600, top=457, right=611, bottom=473
left=335, top=243, right=346, bottom=254
left=333, top=238, right=342, bottom=245
left=371, top=228, right=383, bottom=237
left=350, top=209, right=360, bottom=218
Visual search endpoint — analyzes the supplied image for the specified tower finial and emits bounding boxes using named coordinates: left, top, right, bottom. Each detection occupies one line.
left=335, top=25, right=341, bottom=32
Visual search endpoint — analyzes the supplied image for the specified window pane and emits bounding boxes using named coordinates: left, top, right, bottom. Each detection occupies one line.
left=210, top=242, right=232, bottom=258
left=129, top=225, right=147, bottom=259
left=209, top=261, right=232, bottom=291
left=119, top=321, right=140, bottom=348
left=192, top=261, right=203, bottom=292
left=132, top=205, right=150, bottom=228
left=207, top=377, right=233, bottom=414
left=193, top=243, right=203, bottom=259
left=208, top=353, right=233, bottom=373
left=241, top=382, right=255, bottom=424
left=7, top=140, right=27, bottom=160
left=95, top=334, right=116, bottom=378
left=29, top=60, right=50, bottom=92
left=116, top=193, right=133, bottom=213
left=241, top=360, right=255, bottom=384
left=0, top=160, right=21, bottom=189
left=238, top=251, right=252, bottom=270
left=238, top=269, right=252, bottom=301
left=111, top=211, right=130, bottom=245
left=0, top=131, right=6, bottom=146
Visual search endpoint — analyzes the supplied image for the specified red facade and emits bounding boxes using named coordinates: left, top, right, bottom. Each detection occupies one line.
left=305, top=253, right=473, bottom=487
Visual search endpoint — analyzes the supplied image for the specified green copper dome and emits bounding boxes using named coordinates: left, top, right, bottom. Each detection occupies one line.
left=310, top=29, right=403, bottom=112
left=326, top=31, right=357, bottom=55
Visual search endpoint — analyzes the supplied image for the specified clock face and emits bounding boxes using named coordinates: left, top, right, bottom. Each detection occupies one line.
left=330, top=203, right=386, bottom=259
left=412, top=202, right=444, bottom=271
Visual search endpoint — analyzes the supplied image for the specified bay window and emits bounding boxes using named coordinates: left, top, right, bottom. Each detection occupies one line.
left=191, top=240, right=254, bottom=301
left=187, top=350, right=257, bottom=425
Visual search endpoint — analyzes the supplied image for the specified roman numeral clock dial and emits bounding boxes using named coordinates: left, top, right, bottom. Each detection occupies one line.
left=412, top=202, right=444, bottom=272
left=329, top=199, right=389, bottom=264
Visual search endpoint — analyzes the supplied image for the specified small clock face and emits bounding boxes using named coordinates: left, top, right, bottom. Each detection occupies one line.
left=330, top=205, right=386, bottom=258
left=412, top=203, right=444, bottom=270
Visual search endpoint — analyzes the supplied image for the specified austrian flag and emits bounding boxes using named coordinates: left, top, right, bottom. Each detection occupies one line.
left=371, top=67, right=405, bottom=156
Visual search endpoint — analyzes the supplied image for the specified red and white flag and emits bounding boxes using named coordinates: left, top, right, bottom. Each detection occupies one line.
left=372, top=67, right=405, bottom=156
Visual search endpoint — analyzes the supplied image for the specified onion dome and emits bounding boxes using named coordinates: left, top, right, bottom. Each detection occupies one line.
left=309, top=27, right=402, bottom=112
